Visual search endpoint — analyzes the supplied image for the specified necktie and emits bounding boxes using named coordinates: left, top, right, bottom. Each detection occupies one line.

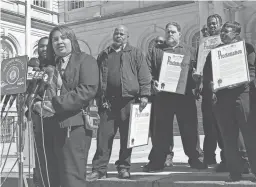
left=56, top=58, right=63, bottom=96
left=58, top=58, right=65, bottom=77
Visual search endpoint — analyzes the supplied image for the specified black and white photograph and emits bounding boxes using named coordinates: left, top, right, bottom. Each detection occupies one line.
left=1, top=1, right=256, bottom=187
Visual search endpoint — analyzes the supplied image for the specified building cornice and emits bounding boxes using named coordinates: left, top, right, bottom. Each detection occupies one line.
left=64, top=1, right=195, bottom=26
left=1, top=9, right=58, bottom=32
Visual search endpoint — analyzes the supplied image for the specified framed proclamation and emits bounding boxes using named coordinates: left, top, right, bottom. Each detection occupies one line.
left=211, top=40, right=250, bottom=91
left=158, top=52, right=190, bottom=95
left=127, top=103, right=152, bottom=149
left=196, top=35, right=222, bottom=75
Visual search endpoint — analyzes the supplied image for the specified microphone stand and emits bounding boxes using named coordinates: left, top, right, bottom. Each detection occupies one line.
left=17, top=93, right=25, bottom=187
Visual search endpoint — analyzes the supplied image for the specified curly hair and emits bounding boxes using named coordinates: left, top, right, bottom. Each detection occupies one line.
left=207, top=14, right=222, bottom=26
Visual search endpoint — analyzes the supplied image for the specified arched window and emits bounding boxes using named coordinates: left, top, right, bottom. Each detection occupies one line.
left=191, top=31, right=200, bottom=49
left=78, top=39, right=91, bottom=55
left=0, top=40, right=14, bottom=60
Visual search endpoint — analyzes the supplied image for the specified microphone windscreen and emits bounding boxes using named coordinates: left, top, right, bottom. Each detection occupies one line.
left=33, top=67, right=41, bottom=71
left=43, top=65, right=55, bottom=84
left=28, top=58, right=40, bottom=68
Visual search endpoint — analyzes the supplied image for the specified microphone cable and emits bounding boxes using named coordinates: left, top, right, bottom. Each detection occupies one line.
left=27, top=90, right=48, bottom=187
left=26, top=71, right=49, bottom=187
left=32, top=127, right=46, bottom=187
left=39, top=90, right=51, bottom=187
left=26, top=93, right=48, bottom=187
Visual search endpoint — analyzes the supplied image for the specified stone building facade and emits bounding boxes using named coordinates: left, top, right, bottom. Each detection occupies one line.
left=1, top=0, right=58, bottom=59
left=58, top=1, right=256, bottom=58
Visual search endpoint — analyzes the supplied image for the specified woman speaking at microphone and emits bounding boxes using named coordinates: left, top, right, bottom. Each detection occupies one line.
left=33, top=25, right=99, bottom=187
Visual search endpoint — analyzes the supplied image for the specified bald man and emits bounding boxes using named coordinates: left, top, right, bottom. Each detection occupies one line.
left=86, top=25, right=151, bottom=181
left=155, top=36, right=165, bottom=49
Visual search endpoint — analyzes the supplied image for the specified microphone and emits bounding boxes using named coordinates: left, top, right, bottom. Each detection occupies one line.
left=28, top=57, right=40, bottom=68
left=43, top=65, right=55, bottom=86
left=27, top=57, right=45, bottom=81
left=25, top=58, right=43, bottom=105
left=27, top=65, right=55, bottom=105
left=41, top=65, right=56, bottom=100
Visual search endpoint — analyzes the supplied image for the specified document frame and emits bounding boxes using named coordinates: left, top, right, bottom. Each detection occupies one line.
left=196, top=35, right=222, bottom=75
left=211, top=40, right=250, bottom=91
left=157, top=52, right=190, bottom=95
left=127, top=103, right=152, bottom=149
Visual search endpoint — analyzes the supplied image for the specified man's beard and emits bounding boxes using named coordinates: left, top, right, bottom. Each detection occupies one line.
left=166, top=39, right=178, bottom=47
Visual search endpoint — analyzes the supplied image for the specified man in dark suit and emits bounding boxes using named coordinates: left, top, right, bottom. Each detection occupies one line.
left=86, top=25, right=151, bottom=180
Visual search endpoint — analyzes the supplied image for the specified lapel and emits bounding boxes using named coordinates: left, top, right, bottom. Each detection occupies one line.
left=61, top=53, right=80, bottom=90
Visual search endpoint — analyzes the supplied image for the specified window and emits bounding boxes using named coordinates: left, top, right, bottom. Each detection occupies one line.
left=0, top=40, right=14, bottom=60
left=33, top=0, right=47, bottom=8
left=78, top=39, right=91, bottom=55
left=191, top=31, right=200, bottom=49
left=69, top=0, right=85, bottom=10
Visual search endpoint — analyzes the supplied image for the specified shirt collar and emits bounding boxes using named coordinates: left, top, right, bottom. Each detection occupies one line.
left=62, top=53, right=71, bottom=63
left=162, top=42, right=184, bottom=51
left=110, top=43, right=127, bottom=52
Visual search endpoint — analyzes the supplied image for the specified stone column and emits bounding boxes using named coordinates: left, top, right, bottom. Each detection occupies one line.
left=234, top=7, right=245, bottom=37
left=198, top=1, right=209, bottom=36
left=245, top=32, right=252, bottom=44
left=64, top=1, right=69, bottom=23
left=212, top=1, right=226, bottom=23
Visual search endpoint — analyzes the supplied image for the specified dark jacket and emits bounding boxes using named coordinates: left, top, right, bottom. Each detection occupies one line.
left=97, top=43, right=151, bottom=103
left=51, top=52, right=99, bottom=128
left=203, top=42, right=256, bottom=96
left=146, top=42, right=197, bottom=95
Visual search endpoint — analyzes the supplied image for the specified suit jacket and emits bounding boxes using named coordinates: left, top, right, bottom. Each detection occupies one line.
left=97, top=43, right=151, bottom=107
left=51, top=52, right=99, bottom=128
